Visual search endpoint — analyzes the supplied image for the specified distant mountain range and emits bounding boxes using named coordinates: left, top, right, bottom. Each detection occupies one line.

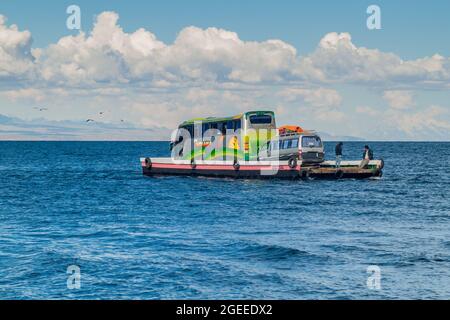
left=317, top=132, right=365, bottom=141
left=0, top=114, right=169, bottom=141
left=1, top=113, right=363, bottom=141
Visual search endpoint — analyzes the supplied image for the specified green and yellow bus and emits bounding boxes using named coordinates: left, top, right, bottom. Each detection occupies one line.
left=171, top=111, right=276, bottom=161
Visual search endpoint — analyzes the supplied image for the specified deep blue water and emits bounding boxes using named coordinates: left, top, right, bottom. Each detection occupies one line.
left=0, top=141, right=449, bottom=300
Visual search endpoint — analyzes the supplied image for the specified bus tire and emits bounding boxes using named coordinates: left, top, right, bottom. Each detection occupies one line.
left=335, top=169, right=344, bottom=179
left=288, top=157, right=297, bottom=169
left=144, top=157, right=152, bottom=169
left=233, top=160, right=240, bottom=171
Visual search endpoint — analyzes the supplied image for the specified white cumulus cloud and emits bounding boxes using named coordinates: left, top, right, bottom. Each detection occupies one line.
left=383, top=90, right=415, bottom=109
left=385, top=105, right=450, bottom=135
left=278, top=87, right=342, bottom=108
left=0, top=15, right=35, bottom=79
left=294, top=32, right=450, bottom=87
left=35, top=12, right=297, bottom=86
left=1, top=13, right=450, bottom=90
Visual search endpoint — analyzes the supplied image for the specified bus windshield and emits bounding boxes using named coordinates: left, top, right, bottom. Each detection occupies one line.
left=249, top=115, right=272, bottom=124
left=302, top=136, right=322, bottom=148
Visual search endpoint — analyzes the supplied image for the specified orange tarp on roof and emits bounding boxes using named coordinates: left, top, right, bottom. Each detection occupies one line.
left=278, top=125, right=304, bottom=134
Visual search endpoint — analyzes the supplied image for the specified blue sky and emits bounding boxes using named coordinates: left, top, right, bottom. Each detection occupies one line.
left=0, top=0, right=449, bottom=140
left=2, top=0, right=449, bottom=58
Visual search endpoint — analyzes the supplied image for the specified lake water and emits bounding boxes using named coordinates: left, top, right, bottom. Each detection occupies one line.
left=0, top=141, right=449, bottom=299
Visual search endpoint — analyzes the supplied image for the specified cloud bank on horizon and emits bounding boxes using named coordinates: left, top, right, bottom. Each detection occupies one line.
left=0, top=11, right=449, bottom=140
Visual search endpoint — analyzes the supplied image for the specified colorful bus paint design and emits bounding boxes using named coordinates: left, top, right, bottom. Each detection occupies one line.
left=171, top=111, right=276, bottom=161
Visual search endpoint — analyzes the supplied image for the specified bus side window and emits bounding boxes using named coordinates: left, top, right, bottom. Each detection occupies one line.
left=283, top=140, right=290, bottom=149
left=291, top=138, right=299, bottom=148
left=227, top=121, right=234, bottom=132
left=271, top=141, right=278, bottom=150
left=202, top=123, right=211, bottom=136
left=218, top=122, right=226, bottom=135
left=188, top=125, right=194, bottom=140
left=233, top=119, right=242, bottom=130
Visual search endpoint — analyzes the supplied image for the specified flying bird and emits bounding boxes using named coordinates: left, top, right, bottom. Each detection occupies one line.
left=86, top=119, right=95, bottom=123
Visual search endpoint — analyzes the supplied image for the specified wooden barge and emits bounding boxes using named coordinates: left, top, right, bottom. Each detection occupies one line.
left=140, top=158, right=384, bottom=180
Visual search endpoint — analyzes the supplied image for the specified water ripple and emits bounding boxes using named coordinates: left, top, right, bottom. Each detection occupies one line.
left=0, top=141, right=449, bottom=299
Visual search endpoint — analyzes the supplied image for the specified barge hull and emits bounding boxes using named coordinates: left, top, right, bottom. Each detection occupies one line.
left=141, top=158, right=383, bottom=180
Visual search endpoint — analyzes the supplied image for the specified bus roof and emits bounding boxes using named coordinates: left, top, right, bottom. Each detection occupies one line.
left=180, top=111, right=274, bottom=126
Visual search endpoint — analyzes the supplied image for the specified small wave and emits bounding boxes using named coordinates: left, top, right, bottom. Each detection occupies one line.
left=234, top=242, right=329, bottom=264
left=407, top=254, right=448, bottom=264
left=372, top=251, right=449, bottom=267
